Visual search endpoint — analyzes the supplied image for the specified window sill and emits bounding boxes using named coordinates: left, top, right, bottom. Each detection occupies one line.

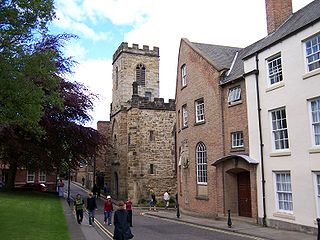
left=181, top=85, right=187, bottom=90
left=269, top=150, right=291, bottom=157
left=195, top=195, right=209, bottom=201
left=194, top=121, right=205, bottom=126
left=182, top=126, right=188, bottom=130
left=309, top=147, right=320, bottom=154
left=273, top=212, right=295, bottom=220
left=230, top=147, right=245, bottom=152
left=303, top=68, right=320, bottom=80
left=266, top=82, right=285, bottom=92
left=228, top=100, right=242, bottom=107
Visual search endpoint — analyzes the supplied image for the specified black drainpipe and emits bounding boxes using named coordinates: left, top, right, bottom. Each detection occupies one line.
left=254, top=54, right=267, bottom=227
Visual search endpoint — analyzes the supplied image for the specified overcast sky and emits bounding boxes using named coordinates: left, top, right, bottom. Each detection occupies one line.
left=50, top=0, right=313, bottom=128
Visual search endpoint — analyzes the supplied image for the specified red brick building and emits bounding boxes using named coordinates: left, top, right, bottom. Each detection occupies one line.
left=0, top=165, right=57, bottom=191
left=175, top=38, right=258, bottom=219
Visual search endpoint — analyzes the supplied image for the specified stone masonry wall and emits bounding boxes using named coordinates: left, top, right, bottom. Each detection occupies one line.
left=127, top=107, right=176, bottom=204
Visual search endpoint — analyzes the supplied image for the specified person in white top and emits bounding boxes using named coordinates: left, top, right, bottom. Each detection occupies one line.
left=163, top=191, right=170, bottom=209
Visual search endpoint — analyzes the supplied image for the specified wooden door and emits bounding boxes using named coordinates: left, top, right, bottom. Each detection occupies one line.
left=238, top=171, right=252, bottom=217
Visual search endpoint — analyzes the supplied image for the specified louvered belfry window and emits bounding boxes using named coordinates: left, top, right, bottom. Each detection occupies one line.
left=136, top=63, right=146, bottom=86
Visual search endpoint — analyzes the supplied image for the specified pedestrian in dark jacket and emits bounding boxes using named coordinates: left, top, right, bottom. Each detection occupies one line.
left=87, top=192, right=97, bottom=226
left=92, top=184, right=98, bottom=198
left=113, top=201, right=134, bottom=240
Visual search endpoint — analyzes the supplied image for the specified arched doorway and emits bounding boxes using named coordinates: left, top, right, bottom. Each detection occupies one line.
left=212, top=154, right=258, bottom=219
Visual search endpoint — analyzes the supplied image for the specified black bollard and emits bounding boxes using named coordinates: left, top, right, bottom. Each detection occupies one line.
left=317, top=218, right=320, bottom=240
left=176, top=203, right=180, bottom=218
left=176, top=193, right=180, bottom=218
left=227, top=209, right=232, bottom=228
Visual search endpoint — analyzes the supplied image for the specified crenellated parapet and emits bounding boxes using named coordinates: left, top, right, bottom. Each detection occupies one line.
left=112, top=42, right=160, bottom=64
left=131, top=95, right=175, bottom=111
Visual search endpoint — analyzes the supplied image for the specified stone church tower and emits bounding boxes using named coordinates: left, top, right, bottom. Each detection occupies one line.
left=108, top=42, right=176, bottom=204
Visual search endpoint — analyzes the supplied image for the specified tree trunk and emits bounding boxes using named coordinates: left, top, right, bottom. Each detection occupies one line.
left=7, top=161, right=18, bottom=190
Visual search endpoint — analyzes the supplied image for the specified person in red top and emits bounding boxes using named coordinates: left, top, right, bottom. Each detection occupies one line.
left=104, top=195, right=113, bottom=225
left=125, top=197, right=133, bottom=227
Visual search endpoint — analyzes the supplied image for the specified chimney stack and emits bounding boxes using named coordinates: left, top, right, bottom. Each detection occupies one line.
left=265, top=0, right=293, bottom=34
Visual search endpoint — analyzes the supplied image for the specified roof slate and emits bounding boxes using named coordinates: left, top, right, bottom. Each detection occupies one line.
left=191, top=42, right=242, bottom=71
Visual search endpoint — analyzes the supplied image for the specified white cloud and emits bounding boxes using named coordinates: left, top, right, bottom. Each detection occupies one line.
left=54, top=2, right=110, bottom=41
left=64, top=42, right=87, bottom=60
left=81, top=0, right=151, bottom=26
left=71, top=59, right=113, bottom=128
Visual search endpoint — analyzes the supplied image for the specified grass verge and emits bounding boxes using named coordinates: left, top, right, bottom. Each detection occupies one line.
left=0, top=191, right=70, bottom=240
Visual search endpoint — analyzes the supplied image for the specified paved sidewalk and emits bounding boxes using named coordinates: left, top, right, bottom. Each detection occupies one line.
left=61, top=198, right=106, bottom=240
left=144, top=209, right=316, bottom=240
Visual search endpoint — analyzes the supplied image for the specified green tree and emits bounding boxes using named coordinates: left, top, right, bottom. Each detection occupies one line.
left=0, top=0, right=68, bottom=134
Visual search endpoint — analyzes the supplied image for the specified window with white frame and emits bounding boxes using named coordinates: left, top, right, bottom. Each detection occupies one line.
left=267, top=54, right=283, bottom=85
left=231, top=131, right=244, bottom=148
left=310, top=98, right=320, bottom=146
left=305, top=34, right=320, bottom=72
left=271, top=108, right=289, bottom=150
left=27, top=170, right=35, bottom=183
left=182, top=105, right=188, bottom=128
left=195, top=99, right=205, bottom=123
left=275, top=172, right=293, bottom=212
left=228, top=86, right=241, bottom=103
left=196, top=142, right=207, bottom=184
left=315, top=173, right=320, bottom=217
left=181, top=64, right=187, bottom=87
left=39, top=171, right=46, bottom=183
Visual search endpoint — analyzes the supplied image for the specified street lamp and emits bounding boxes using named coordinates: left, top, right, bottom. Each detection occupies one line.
left=67, top=156, right=71, bottom=205
left=93, top=155, right=96, bottom=186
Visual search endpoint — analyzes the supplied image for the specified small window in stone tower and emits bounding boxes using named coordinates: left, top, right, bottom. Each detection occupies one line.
left=149, top=130, right=155, bottom=142
left=150, top=164, right=154, bottom=174
left=128, top=133, right=131, bottom=145
left=136, top=63, right=146, bottom=86
left=145, top=91, right=151, bottom=100
left=115, top=66, right=119, bottom=90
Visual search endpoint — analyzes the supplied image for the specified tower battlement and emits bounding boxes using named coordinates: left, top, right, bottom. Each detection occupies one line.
left=131, top=95, right=175, bottom=111
left=113, top=42, right=159, bottom=64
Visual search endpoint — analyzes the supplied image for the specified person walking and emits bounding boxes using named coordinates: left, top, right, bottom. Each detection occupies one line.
left=113, top=201, right=134, bottom=240
left=163, top=191, right=170, bottom=209
left=86, top=192, right=97, bottom=226
left=125, top=197, right=133, bottom=227
left=104, top=195, right=113, bottom=225
left=92, top=184, right=98, bottom=198
left=73, top=193, right=84, bottom=224
left=81, top=177, right=85, bottom=187
left=58, top=179, right=64, bottom=197
left=149, top=190, right=157, bottom=211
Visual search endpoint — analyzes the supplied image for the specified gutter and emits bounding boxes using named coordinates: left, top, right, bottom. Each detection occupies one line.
left=254, top=54, right=267, bottom=227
